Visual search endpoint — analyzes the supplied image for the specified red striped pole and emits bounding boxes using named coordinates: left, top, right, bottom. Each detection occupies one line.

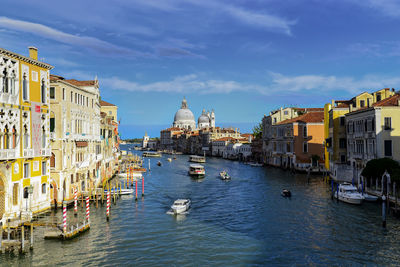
left=63, top=201, right=67, bottom=233
left=135, top=179, right=138, bottom=201
left=106, top=190, right=110, bottom=221
left=142, top=176, right=144, bottom=197
left=74, top=188, right=78, bottom=215
left=86, top=196, right=90, bottom=223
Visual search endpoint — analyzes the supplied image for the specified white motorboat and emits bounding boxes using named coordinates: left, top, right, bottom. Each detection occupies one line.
left=219, top=171, right=231, bottom=180
left=250, top=162, right=263, bottom=167
left=363, top=193, right=379, bottom=202
left=188, top=164, right=205, bottom=178
left=171, top=199, right=191, bottom=214
left=334, top=183, right=364, bottom=205
left=167, top=158, right=172, bottom=162
left=104, top=188, right=134, bottom=195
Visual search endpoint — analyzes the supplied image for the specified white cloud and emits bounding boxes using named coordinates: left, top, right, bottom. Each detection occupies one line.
left=346, top=0, right=400, bottom=17
left=99, top=72, right=400, bottom=97
left=0, top=16, right=142, bottom=56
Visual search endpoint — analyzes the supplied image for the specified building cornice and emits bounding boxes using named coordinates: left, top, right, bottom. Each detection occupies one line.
left=0, top=47, right=53, bottom=70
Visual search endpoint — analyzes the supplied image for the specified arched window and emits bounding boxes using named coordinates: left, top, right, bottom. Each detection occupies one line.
left=41, top=78, right=46, bottom=103
left=50, top=112, right=55, bottom=133
left=42, top=126, right=46, bottom=148
left=2, top=68, right=8, bottom=93
left=12, top=126, right=16, bottom=149
left=22, top=73, right=28, bottom=101
left=50, top=152, right=55, bottom=168
left=10, top=71, right=15, bottom=95
left=42, top=183, right=46, bottom=194
left=4, top=126, right=9, bottom=149
left=23, top=125, right=29, bottom=149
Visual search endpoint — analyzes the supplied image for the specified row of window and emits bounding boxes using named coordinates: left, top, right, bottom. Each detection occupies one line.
left=51, top=86, right=97, bottom=109
left=12, top=183, right=47, bottom=206
left=23, top=161, right=47, bottom=178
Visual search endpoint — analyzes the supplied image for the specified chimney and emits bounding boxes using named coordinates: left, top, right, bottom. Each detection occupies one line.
left=331, top=99, right=335, bottom=107
left=349, top=103, right=353, bottom=112
left=28, top=46, right=38, bottom=60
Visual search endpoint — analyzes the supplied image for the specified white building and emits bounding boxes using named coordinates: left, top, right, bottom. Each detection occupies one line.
left=142, top=132, right=149, bottom=149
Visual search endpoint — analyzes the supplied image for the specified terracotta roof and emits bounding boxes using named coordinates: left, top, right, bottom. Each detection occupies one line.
left=293, top=107, right=324, bottom=112
left=241, top=133, right=253, bottom=137
left=276, top=111, right=324, bottom=125
left=214, top=137, right=236, bottom=142
left=64, top=79, right=97, bottom=86
left=50, top=74, right=64, bottom=82
left=161, top=127, right=182, bottom=132
left=100, top=100, right=116, bottom=106
left=373, top=94, right=400, bottom=107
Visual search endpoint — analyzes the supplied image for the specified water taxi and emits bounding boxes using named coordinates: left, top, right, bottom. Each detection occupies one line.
left=188, top=164, right=205, bottom=178
left=142, top=152, right=162, bottom=157
left=170, top=199, right=191, bottom=214
left=334, top=183, right=364, bottom=205
left=189, top=155, right=206, bottom=163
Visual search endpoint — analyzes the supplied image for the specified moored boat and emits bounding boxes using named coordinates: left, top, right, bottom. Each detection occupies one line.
left=188, top=164, right=205, bottom=178
left=170, top=199, right=191, bottom=214
left=250, top=162, right=263, bottom=167
left=334, top=183, right=364, bottom=205
left=363, top=193, right=378, bottom=202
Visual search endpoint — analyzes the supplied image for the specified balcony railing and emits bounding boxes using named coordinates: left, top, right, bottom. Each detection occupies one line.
left=23, top=149, right=34, bottom=158
left=0, top=149, right=17, bottom=160
left=41, top=148, right=51, bottom=157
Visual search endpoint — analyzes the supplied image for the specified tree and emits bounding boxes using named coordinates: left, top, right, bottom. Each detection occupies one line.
left=361, top=158, right=400, bottom=182
left=252, top=122, right=263, bottom=139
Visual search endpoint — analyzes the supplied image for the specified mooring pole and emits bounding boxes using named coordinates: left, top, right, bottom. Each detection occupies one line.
left=382, top=195, right=387, bottom=228
left=21, top=223, right=25, bottom=252
left=142, top=176, right=145, bottom=197
left=30, top=223, right=33, bottom=250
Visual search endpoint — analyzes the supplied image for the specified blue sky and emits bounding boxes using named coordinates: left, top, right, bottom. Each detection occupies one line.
left=2, top=0, right=400, bottom=138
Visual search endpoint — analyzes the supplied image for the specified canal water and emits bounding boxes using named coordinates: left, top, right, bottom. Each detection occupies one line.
left=2, top=144, right=400, bottom=266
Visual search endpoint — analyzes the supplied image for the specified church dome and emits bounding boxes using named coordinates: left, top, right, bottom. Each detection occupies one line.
left=174, top=108, right=195, bottom=122
left=198, top=109, right=210, bottom=124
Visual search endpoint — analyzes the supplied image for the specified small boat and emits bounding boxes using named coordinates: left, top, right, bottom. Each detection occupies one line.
left=334, top=183, right=364, bottom=205
left=363, top=193, right=378, bottom=202
left=189, top=155, right=206, bottom=163
left=157, top=161, right=162, bottom=166
left=173, top=156, right=177, bottom=160
left=142, top=152, right=162, bottom=157
left=219, top=171, right=231, bottom=180
left=188, top=164, right=205, bottom=178
left=250, top=162, right=263, bottom=167
left=167, top=158, right=172, bottom=162
left=171, top=199, right=191, bottom=214
left=104, top=188, right=134, bottom=195
left=281, top=189, right=291, bottom=197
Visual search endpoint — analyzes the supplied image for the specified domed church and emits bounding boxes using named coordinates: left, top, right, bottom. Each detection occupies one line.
left=173, top=97, right=196, bottom=130
left=172, top=97, right=215, bottom=130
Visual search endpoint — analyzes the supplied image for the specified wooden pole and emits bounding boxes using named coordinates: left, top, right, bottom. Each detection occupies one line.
left=21, top=223, right=25, bottom=252
left=382, top=195, right=387, bottom=228
left=0, top=222, right=2, bottom=251
left=135, top=179, right=138, bottom=201
left=30, top=223, right=33, bottom=250
left=142, top=176, right=144, bottom=197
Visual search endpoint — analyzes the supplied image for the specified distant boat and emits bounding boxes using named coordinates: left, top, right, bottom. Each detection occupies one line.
left=157, top=161, right=162, bottom=166
left=188, top=164, right=205, bottom=178
left=189, top=155, right=206, bottom=163
left=143, top=152, right=162, bottom=157
left=281, top=189, right=291, bottom=197
left=167, top=158, right=172, bottom=162
left=219, top=171, right=231, bottom=180
left=250, top=163, right=263, bottom=167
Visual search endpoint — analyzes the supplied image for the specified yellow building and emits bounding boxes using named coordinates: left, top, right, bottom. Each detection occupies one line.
left=0, top=47, right=53, bottom=222
left=324, top=88, right=395, bottom=181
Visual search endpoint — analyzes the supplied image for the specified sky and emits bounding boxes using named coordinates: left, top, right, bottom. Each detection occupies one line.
left=2, top=0, right=400, bottom=138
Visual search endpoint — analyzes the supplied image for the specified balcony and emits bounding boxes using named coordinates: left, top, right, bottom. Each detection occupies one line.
left=50, top=132, right=56, bottom=140
left=41, top=148, right=51, bottom=157
left=23, top=149, right=34, bottom=158
left=76, top=160, right=90, bottom=169
left=0, top=149, right=17, bottom=160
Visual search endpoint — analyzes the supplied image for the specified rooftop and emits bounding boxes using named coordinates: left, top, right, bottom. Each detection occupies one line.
left=100, top=100, right=116, bottom=107
left=276, top=111, right=324, bottom=125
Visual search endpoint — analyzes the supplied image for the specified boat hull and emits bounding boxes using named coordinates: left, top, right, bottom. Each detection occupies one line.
left=189, top=172, right=205, bottom=178
left=335, top=193, right=364, bottom=205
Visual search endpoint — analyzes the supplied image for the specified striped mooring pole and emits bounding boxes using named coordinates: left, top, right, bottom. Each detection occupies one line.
left=106, top=190, right=111, bottom=221
left=142, top=176, right=144, bottom=197
left=63, top=201, right=67, bottom=233
left=74, top=188, right=78, bottom=215
left=135, top=179, right=138, bottom=201
left=86, top=196, right=90, bottom=223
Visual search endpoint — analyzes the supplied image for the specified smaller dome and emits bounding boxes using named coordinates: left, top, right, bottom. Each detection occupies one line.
left=198, top=114, right=210, bottom=124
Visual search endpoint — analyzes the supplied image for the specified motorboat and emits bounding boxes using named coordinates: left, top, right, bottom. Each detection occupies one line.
left=189, top=155, right=206, bottom=163
left=104, top=188, right=134, bottom=195
left=171, top=199, right=191, bottom=214
left=219, top=171, right=231, bottom=180
left=157, top=161, right=162, bottom=166
left=281, top=189, right=291, bottom=197
left=188, top=164, right=205, bottom=178
left=363, top=193, right=379, bottom=202
left=334, top=183, right=364, bottom=205
left=173, top=156, right=177, bottom=160
left=250, top=162, right=263, bottom=167
left=167, top=158, right=172, bottom=162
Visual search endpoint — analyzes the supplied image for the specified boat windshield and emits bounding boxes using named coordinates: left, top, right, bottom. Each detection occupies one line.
left=345, top=189, right=357, bottom=193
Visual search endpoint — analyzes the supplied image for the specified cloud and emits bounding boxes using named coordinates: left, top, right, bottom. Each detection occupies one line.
left=345, top=41, right=400, bottom=58
left=99, top=71, right=400, bottom=97
left=0, top=16, right=143, bottom=57
left=356, top=0, right=400, bottom=17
